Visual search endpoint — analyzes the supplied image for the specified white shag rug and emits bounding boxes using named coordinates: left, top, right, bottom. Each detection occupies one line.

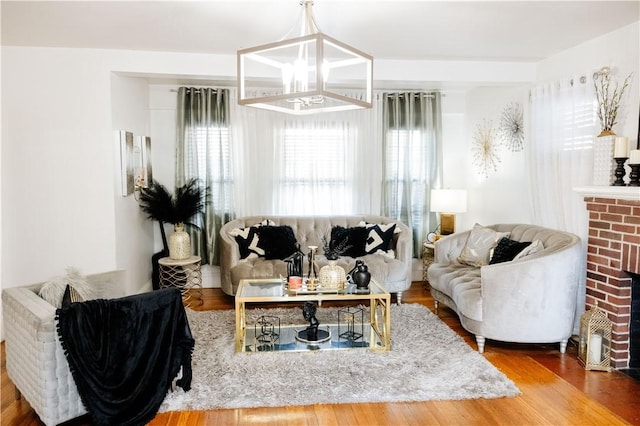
left=159, top=303, right=520, bottom=412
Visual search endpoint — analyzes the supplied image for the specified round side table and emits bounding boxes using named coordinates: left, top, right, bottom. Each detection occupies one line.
left=158, top=255, right=203, bottom=308
left=422, top=242, right=435, bottom=283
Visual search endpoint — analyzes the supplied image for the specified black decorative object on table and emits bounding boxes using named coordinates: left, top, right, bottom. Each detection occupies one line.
left=339, top=306, right=364, bottom=343
left=307, top=245, right=318, bottom=280
left=254, top=316, right=280, bottom=351
left=346, top=259, right=364, bottom=284
left=612, top=157, right=628, bottom=186
left=296, top=301, right=330, bottom=344
left=353, top=262, right=371, bottom=292
left=284, top=243, right=305, bottom=278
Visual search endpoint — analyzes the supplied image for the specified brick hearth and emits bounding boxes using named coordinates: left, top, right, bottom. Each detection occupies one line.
left=584, top=195, right=640, bottom=368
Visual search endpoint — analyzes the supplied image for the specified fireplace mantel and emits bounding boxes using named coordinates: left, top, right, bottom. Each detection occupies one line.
left=574, top=186, right=640, bottom=201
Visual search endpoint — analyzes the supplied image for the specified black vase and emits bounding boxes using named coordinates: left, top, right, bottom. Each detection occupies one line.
left=354, top=264, right=371, bottom=289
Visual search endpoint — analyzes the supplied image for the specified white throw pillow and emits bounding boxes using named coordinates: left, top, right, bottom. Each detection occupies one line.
left=38, top=267, right=94, bottom=308
left=458, top=224, right=510, bottom=267
left=513, top=239, right=544, bottom=260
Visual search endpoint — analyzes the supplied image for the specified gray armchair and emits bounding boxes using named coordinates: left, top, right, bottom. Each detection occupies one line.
left=2, top=270, right=125, bottom=426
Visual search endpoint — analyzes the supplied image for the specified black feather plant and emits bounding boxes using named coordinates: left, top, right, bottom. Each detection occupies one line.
left=139, top=178, right=205, bottom=251
left=322, top=236, right=351, bottom=261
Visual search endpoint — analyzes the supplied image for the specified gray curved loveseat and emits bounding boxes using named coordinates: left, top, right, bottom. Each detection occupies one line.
left=427, top=223, right=581, bottom=354
left=219, top=215, right=413, bottom=302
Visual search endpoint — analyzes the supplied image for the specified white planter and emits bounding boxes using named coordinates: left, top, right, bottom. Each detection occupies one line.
left=592, top=133, right=615, bottom=186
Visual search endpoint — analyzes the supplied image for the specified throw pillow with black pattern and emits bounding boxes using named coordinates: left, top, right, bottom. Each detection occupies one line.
left=362, top=223, right=397, bottom=254
left=229, top=219, right=274, bottom=259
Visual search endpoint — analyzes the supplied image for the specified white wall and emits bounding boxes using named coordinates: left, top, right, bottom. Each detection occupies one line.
left=110, top=74, right=154, bottom=294
left=461, top=86, right=532, bottom=231
left=1, top=48, right=118, bottom=285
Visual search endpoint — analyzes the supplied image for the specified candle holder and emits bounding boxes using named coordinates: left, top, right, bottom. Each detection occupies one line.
left=612, top=157, right=628, bottom=186
left=629, top=164, right=640, bottom=187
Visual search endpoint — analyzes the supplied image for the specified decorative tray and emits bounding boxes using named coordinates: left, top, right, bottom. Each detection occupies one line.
left=283, top=284, right=346, bottom=295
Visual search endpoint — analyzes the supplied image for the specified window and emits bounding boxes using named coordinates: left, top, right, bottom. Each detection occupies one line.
left=561, top=101, right=596, bottom=152
left=384, top=129, right=427, bottom=219
left=277, top=122, right=354, bottom=215
left=189, top=125, right=233, bottom=214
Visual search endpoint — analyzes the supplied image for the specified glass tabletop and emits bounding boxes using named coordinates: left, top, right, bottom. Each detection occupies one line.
left=237, top=278, right=388, bottom=300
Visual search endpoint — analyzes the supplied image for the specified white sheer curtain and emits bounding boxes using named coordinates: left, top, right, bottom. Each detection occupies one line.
left=528, top=74, right=597, bottom=333
left=528, top=76, right=595, bottom=235
left=229, top=89, right=382, bottom=216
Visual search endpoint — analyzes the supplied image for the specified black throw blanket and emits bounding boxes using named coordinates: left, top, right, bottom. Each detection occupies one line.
left=56, top=288, right=194, bottom=426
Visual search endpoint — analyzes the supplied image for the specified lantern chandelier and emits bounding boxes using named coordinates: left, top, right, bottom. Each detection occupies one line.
left=237, top=0, right=373, bottom=115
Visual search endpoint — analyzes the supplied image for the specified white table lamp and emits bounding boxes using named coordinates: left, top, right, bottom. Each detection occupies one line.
left=430, top=189, right=467, bottom=235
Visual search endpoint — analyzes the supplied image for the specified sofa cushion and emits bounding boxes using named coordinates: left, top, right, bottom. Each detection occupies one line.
left=458, top=223, right=510, bottom=267
left=330, top=226, right=368, bottom=257
left=489, top=237, right=532, bottom=264
left=513, top=239, right=544, bottom=260
left=229, top=219, right=275, bottom=259
left=256, top=225, right=298, bottom=260
left=231, top=258, right=290, bottom=285
left=428, top=262, right=483, bottom=321
left=38, top=268, right=94, bottom=308
left=360, top=222, right=397, bottom=255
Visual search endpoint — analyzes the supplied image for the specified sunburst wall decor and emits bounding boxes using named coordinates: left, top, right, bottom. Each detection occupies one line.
left=472, top=119, right=501, bottom=178
left=498, top=102, right=524, bottom=152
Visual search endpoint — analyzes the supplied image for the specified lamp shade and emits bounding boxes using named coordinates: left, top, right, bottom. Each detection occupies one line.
left=430, top=189, right=467, bottom=213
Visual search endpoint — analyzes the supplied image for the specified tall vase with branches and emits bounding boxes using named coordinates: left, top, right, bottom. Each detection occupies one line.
left=594, top=70, right=632, bottom=136
left=139, top=178, right=205, bottom=288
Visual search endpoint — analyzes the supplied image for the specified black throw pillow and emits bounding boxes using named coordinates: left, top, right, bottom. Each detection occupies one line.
left=256, top=225, right=298, bottom=260
left=489, top=237, right=532, bottom=264
left=330, top=226, right=369, bottom=257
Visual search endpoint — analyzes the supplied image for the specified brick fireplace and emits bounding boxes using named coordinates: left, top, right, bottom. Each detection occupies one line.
left=579, top=187, right=640, bottom=369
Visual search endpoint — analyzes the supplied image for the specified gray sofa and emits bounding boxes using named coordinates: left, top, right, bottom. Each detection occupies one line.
left=2, top=270, right=125, bottom=426
left=219, top=215, right=413, bottom=302
left=427, top=224, right=581, bottom=354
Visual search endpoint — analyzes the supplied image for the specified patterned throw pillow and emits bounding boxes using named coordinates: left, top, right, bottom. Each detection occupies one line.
left=358, top=222, right=397, bottom=255
left=489, top=237, right=532, bottom=264
left=61, top=284, right=84, bottom=308
left=458, top=224, right=510, bottom=267
left=330, top=226, right=369, bottom=257
left=229, top=219, right=275, bottom=259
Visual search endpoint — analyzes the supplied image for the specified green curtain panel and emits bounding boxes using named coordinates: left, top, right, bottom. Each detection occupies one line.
left=382, top=92, right=442, bottom=256
left=176, top=87, right=235, bottom=265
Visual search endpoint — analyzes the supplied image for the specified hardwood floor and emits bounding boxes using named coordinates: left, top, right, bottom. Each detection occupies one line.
left=3, top=281, right=640, bottom=425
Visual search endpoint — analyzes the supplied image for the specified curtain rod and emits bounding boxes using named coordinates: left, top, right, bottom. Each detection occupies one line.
left=170, top=88, right=439, bottom=97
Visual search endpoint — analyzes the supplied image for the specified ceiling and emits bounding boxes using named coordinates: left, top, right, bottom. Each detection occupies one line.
left=2, top=1, right=639, bottom=63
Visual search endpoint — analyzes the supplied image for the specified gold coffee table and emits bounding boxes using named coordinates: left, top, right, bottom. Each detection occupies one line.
left=235, top=278, right=391, bottom=353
